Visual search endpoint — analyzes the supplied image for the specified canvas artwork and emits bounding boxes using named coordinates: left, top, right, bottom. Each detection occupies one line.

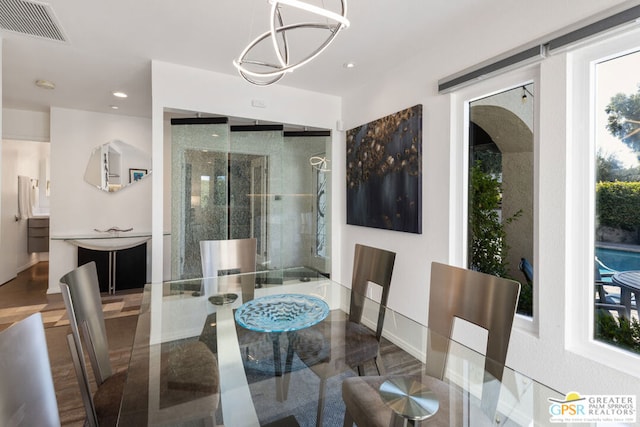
left=346, top=105, right=422, bottom=234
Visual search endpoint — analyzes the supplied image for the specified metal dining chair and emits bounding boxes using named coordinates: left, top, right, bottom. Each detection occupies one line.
left=198, top=238, right=259, bottom=349
left=341, top=262, right=521, bottom=427
left=292, top=243, right=396, bottom=427
left=0, top=313, right=60, bottom=427
left=62, top=261, right=220, bottom=426
left=60, top=261, right=128, bottom=427
left=200, top=238, right=257, bottom=304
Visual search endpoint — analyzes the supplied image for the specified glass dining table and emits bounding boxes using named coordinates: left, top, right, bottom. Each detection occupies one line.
left=117, top=268, right=563, bottom=426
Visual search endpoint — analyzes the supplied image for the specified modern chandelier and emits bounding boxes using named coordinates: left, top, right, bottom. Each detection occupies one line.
left=309, top=155, right=330, bottom=172
left=233, top=0, right=350, bottom=86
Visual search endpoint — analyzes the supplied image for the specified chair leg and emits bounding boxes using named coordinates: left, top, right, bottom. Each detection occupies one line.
left=375, top=352, right=386, bottom=375
left=66, top=334, right=98, bottom=427
left=316, top=377, right=327, bottom=427
left=343, top=408, right=355, bottom=427
left=282, top=338, right=295, bottom=400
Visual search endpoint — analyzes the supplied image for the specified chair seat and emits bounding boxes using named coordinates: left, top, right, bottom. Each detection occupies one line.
left=342, top=375, right=493, bottom=427
left=166, top=341, right=219, bottom=394
left=93, top=370, right=127, bottom=427
left=292, top=319, right=379, bottom=373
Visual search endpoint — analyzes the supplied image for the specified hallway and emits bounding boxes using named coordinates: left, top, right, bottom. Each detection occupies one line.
left=0, top=262, right=142, bottom=425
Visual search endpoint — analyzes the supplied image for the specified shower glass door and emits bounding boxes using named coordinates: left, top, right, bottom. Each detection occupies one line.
left=170, top=118, right=331, bottom=280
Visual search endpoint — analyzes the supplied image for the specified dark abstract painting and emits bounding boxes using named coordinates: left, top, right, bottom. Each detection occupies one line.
left=346, top=105, right=422, bottom=234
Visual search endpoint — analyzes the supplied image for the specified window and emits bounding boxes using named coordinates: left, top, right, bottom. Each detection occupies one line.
left=593, top=49, right=640, bottom=354
left=570, top=27, right=640, bottom=374
left=467, top=84, right=535, bottom=317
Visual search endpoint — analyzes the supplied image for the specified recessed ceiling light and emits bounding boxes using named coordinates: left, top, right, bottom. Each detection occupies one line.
left=343, top=62, right=356, bottom=69
left=112, top=91, right=128, bottom=98
left=35, top=79, right=55, bottom=89
left=110, top=105, right=119, bottom=110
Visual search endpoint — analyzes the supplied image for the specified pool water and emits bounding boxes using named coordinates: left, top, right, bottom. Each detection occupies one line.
left=595, top=247, right=640, bottom=272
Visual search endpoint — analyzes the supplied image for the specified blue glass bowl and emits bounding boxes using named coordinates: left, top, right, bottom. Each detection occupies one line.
left=235, top=294, right=330, bottom=332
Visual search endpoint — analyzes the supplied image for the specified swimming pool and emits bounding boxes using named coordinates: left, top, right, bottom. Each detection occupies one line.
left=595, top=246, right=640, bottom=271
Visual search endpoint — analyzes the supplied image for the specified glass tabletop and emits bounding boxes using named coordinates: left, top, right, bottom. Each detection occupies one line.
left=118, top=268, right=564, bottom=427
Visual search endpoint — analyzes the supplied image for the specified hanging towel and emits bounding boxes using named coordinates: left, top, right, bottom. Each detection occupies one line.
left=18, top=175, right=33, bottom=220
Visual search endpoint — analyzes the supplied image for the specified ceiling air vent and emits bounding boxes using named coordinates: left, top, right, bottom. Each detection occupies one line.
left=0, top=0, right=67, bottom=42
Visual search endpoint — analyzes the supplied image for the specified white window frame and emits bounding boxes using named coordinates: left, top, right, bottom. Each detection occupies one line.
left=567, top=26, right=640, bottom=376
left=451, top=65, right=540, bottom=334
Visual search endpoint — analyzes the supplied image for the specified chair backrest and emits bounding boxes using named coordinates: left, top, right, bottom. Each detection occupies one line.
left=0, top=313, right=60, bottom=427
left=200, top=238, right=257, bottom=302
left=60, top=261, right=112, bottom=385
left=348, top=244, right=396, bottom=340
left=427, top=262, right=520, bottom=383
left=595, top=256, right=616, bottom=279
left=200, top=238, right=257, bottom=277
left=518, top=257, right=533, bottom=285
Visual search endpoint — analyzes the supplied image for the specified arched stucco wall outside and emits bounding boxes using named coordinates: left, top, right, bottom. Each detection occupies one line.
left=471, top=105, right=533, bottom=281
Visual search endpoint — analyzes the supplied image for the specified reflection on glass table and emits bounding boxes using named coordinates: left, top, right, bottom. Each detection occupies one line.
left=118, top=269, right=564, bottom=427
left=234, top=293, right=330, bottom=402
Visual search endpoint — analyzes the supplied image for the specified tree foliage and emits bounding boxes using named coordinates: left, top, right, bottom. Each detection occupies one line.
left=606, top=87, right=640, bottom=153
left=596, top=149, right=623, bottom=182
left=468, top=163, right=521, bottom=277
left=595, top=310, right=640, bottom=354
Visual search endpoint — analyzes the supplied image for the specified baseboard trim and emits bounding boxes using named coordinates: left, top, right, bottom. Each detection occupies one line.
left=17, top=258, right=40, bottom=273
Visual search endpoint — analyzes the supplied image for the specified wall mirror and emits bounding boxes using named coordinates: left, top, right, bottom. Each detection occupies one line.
left=167, top=111, right=332, bottom=281
left=84, top=139, right=152, bottom=192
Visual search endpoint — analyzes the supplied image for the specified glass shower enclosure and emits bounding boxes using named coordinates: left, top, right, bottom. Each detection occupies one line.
left=170, top=118, right=331, bottom=280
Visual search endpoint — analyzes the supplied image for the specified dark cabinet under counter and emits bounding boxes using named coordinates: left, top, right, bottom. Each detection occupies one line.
left=28, top=217, right=50, bottom=253
left=78, top=243, right=147, bottom=293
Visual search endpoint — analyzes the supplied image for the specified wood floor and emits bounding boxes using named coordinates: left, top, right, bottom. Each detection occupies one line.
left=0, top=262, right=142, bottom=426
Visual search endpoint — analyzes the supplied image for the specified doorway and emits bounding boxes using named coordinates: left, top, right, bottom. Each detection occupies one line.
left=0, top=139, right=50, bottom=285
left=178, top=150, right=269, bottom=279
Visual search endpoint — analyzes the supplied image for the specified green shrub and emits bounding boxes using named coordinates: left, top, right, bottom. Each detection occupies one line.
left=517, top=282, right=533, bottom=317
left=594, top=310, right=640, bottom=354
left=596, top=181, right=640, bottom=230
left=468, top=163, right=521, bottom=277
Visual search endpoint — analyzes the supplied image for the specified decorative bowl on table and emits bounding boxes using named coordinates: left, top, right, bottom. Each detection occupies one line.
left=234, top=293, right=329, bottom=333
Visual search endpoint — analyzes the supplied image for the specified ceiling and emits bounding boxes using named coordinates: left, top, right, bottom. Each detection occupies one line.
left=0, top=0, right=633, bottom=119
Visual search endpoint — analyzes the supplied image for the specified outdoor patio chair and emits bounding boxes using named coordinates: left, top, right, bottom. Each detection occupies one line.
left=594, top=261, right=626, bottom=318
left=518, top=257, right=533, bottom=286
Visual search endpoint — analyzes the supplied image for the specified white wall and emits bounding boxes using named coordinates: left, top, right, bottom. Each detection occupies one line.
left=48, top=108, right=151, bottom=292
left=150, top=61, right=342, bottom=283
left=3, top=109, right=50, bottom=142
left=0, top=38, right=10, bottom=285
left=1, top=140, right=50, bottom=272
left=339, top=0, right=638, bottom=397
